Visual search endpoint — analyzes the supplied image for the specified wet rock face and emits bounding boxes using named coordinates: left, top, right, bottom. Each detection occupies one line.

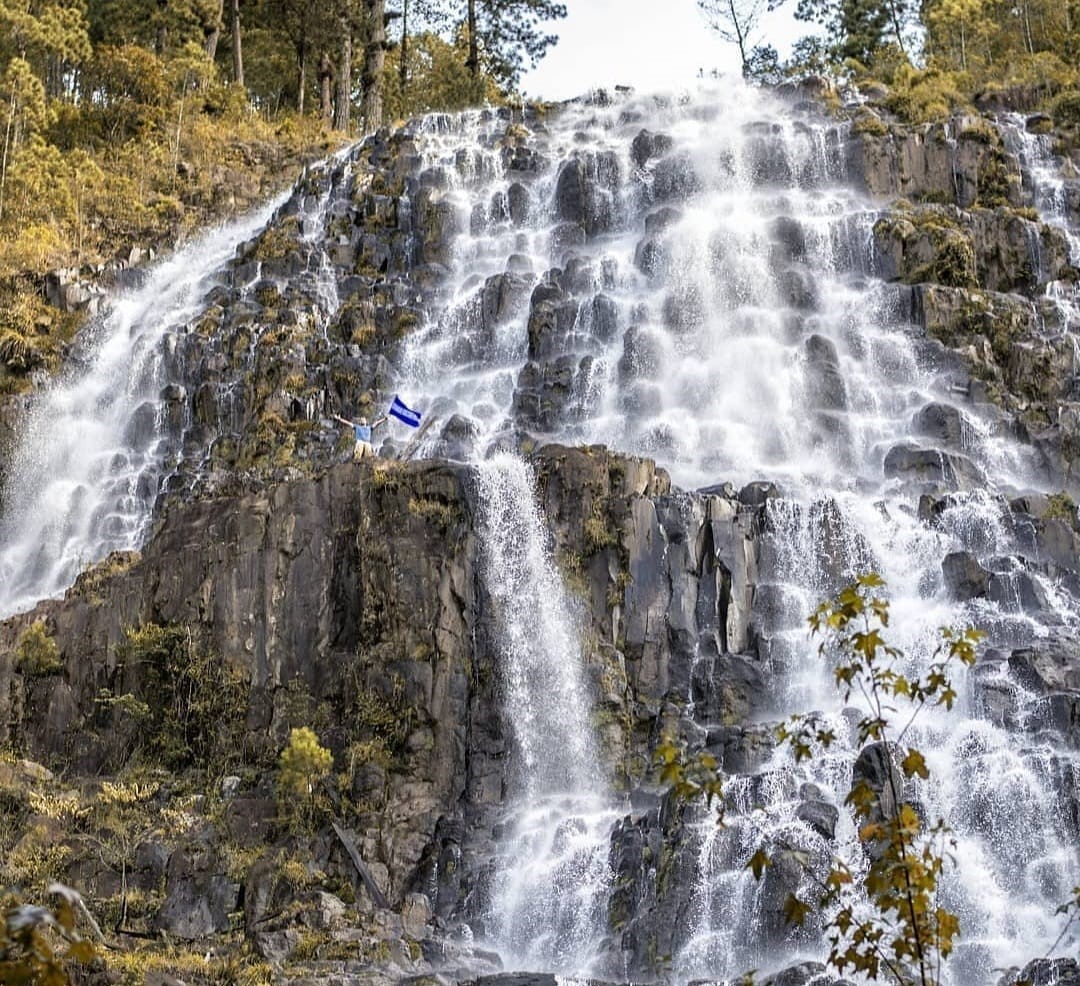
left=847, top=111, right=1080, bottom=484
left=849, top=116, right=1023, bottom=209
left=0, top=445, right=766, bottom=968
left=883, top=442, right=983, bottom=490
left=872, top=204, right=1073, bottom=295
left=555, top=151, right=622, bottom=236
left=5, top=95, right=1080, bottom=985
left=1013, top=958, right=1080, bottom=986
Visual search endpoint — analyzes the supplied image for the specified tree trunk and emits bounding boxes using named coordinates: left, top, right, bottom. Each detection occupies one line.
left=156, top=0, right=169, bottom=55
left=231, top=0, right=244, bottom=86
left=399, top=0, right=408, bottom=100
left=320, top=51, right=334, bottom=123
left=887, top=0, right=907, bottom=55
left=362, top=0, right=386, bottom=132
left=727, top=0, right=748, bottom=76
left=466, top=0, right=478, bottom=78
left=296, top=41, right=307, bottom=114
left=333, top=31, right=351, bottom=131
left=0, top=88, right=17, bottom=223
left=205, top=0, right=224, bottom=60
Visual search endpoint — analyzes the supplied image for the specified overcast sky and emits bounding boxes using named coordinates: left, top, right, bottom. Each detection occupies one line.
left=519, top=0, right=803, bottom=100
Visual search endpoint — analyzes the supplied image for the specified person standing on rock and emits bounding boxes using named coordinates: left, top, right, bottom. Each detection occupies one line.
left=333, top=412, right=385, bottom=460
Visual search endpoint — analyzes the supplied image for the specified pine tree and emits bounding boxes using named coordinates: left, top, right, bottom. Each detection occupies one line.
left=463, top=0, right=566, bottom=89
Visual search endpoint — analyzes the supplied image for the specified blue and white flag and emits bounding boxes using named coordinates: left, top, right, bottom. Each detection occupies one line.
left=388, top=394, right=422, bottom=428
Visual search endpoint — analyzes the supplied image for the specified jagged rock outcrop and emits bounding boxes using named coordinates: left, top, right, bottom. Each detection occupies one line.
left=4, top=89, right=1080, bottom=986
left=849, top=115, right=1023, bottom=208
left=846, top=111, right=1080, bottom=488
left=0, top=444, right=772, bottom=980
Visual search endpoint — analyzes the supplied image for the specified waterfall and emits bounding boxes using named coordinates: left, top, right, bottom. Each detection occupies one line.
left=1, top=81, right=1077, bottom=984
left=474, top=453, right=620, bottom=973
left=396, top=86, right=1079, bottom=981
left=0, top=198, right=285, bottom=619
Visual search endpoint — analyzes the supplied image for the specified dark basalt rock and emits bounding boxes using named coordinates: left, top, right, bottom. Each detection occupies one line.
left=913, top=402, right=968, bottom=448
left=942, top=550, right=991, bottom=600
left=631, top=129, right=674, bottom=168
left=507, top=182, right=530, bottom=226
left=739, top=481, right=782, bottom=508
left=987, top=567, right=1051, bottom=613
left=769, top=216, right=807, bottom=264
left=883, top=442, right=983, bottom=489
left=430, top=414, right=480, bottom=461
left=796, top=799, right=839, bottom=841
left=157, top=839, right=238, bottom=939
left=851, top=741, right=905, bottom=860
left=1012, top=958, right=1080, bottom=986
left=634, top=235, right=668, bottom=278
left=1009, top=634, right=1080, bottom=693
left=777, top=267, right=818, bottom=309
left=760, top=961, right=829, bottom=986
left=644, top=205, right=682, bottom=236
left=651, top=150, right=701, bottom=202
left=804, top=334, right=847, bottom=411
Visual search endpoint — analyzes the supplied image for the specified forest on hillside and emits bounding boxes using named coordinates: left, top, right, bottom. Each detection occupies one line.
left=0, top=0, right=1078, bottom=395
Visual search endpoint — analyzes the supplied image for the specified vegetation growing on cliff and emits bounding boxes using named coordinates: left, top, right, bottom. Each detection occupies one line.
left=0, top=0, right=566, bottom=394
left=771, top=575, right=981, bottom=985
left=659, top=575, right=1078, bottom=984
left=700, top=0, right=1080, bottom=124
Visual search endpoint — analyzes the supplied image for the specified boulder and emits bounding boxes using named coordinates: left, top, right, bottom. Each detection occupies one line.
left=156, top=841, right=237, bottom=939
left=883, top=442, right=982, bottom=489
left=942, top=551, right=991, bottom=600
left=1008, top=635, right=1080, bottom=693
left=1013, top=959, right=1080, bottom=986
left=631, top=129, right=674, bottom=168
left=761, top=961, right=829, bottom=986
left=987, top=568, right=1051, bottom=613
left=804, top=334, right=847, bottom=410
left=913, top=402, right=968, bottom=448
left=507, top=182, right=529, bottom=226
left=851, top=741, right=906, bottom=860
left=652, top=150, right=701, bottom=201
left=796, top=799, right=839, bottom=841
left=769, top=216, right=807, bottom=264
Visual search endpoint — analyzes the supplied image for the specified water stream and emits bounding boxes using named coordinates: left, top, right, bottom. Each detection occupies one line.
left=0, top=83, right=1077, bottom=983
left=0, top=197, right=285, bottom=618
left=475, top=454, right=620, bottom=973
left=397, top=86, right=1080, bottom=981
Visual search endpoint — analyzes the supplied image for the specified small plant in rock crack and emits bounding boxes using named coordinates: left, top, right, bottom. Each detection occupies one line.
left=653, top=739, right=727, bottom=821
left=757, top=573, right=983, bottom=986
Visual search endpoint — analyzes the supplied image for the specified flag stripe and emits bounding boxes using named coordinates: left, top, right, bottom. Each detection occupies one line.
left=389, top=395, right=421, bottom=428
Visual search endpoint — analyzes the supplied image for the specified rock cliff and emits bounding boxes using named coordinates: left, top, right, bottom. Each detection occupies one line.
left=1, top=84, right=1079, bottom=986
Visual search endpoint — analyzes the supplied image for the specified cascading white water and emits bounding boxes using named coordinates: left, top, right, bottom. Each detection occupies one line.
left=0, top=198, right=285, bottom=619
left=474, top=453, right=620, bottom=973
left=1, top=81, right=1074, bottom=982
left=399, top=85, right=1079, bottom=981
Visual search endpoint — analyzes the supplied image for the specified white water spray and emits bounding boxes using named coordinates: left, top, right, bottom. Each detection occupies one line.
left=0, top=198, right=284, bottom=619
left=400, top=85, right=1079, bottom=982
left=474, top=454, right=620, bottom=973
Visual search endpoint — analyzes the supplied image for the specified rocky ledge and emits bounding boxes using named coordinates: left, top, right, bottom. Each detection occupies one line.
left=3, top=439, right=1080, bottom=983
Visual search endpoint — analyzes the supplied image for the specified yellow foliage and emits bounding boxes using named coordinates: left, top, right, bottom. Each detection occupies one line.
left=278, top=726, right=333, bottom=800
left=26, top=791, right=86, bottom=823
left=885, top=65, right=970, bottom=123
left=14, top=620, right=62, bottom=676
left=97, top=779, right=159, bottom=807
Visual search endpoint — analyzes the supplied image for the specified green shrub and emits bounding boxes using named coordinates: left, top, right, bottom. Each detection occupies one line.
left=1052, top=90, right=1080, bottom=126
left=114, top=622, right=250, bottom=771
left=15, top=621, right=63, bottom=676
